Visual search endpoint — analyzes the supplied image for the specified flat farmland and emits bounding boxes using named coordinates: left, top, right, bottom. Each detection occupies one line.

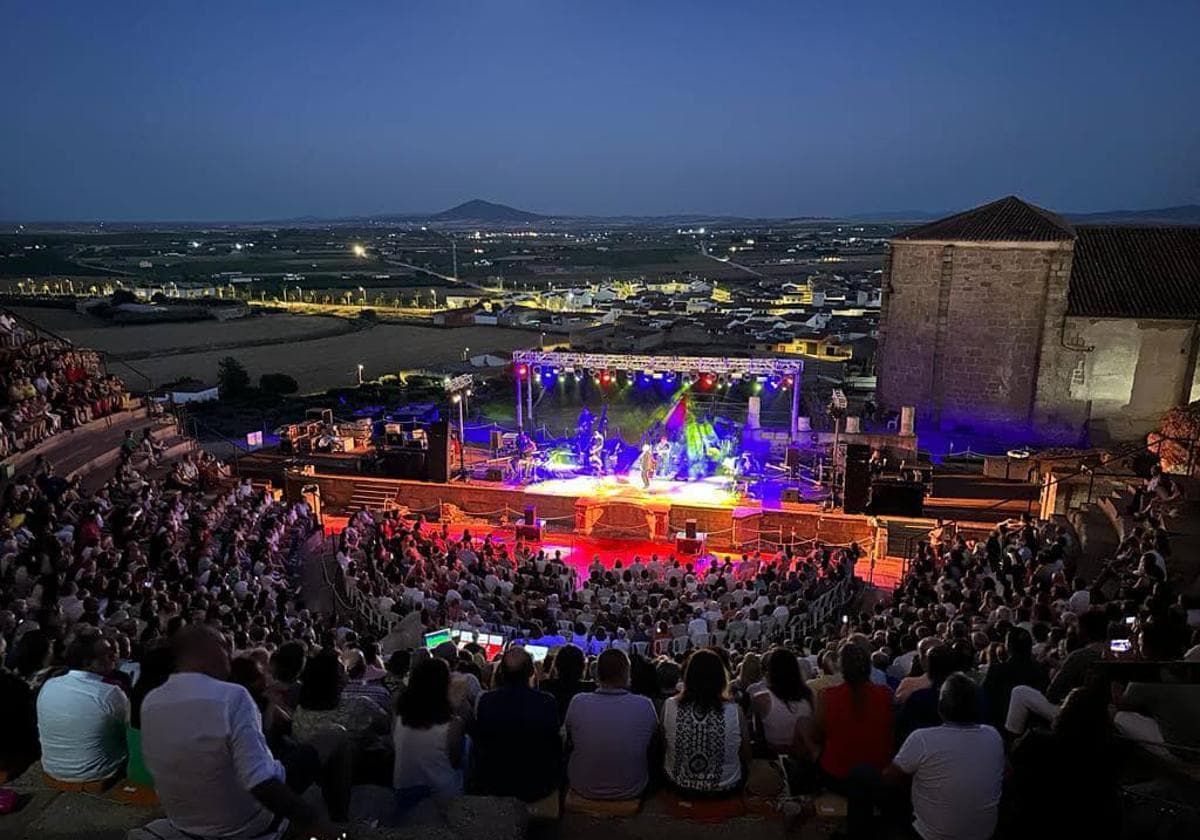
left=13, top=307, right=533, bottom=393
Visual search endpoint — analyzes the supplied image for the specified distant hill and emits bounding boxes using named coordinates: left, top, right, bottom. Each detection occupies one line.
left=1066, top=204, right=1200, bottom=225
left=429, top=199, right=544, bottom=223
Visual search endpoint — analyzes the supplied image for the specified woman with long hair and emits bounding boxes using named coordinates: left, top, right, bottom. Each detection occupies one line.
left=751, top=647, right=816, bottom=757
left=393, top=657, right=466, bottom=803
left=661, top=648, right=750, bottom=796
left=812, top=642, right=895, bottom=839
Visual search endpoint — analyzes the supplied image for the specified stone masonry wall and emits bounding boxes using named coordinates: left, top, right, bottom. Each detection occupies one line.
left=879, top=240, right=1075, bottom=438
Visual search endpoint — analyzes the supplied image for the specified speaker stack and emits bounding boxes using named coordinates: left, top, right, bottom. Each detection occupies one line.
left=842, top=443, right=872, bottom=514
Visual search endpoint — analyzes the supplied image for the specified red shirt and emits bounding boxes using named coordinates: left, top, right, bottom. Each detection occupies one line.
left=819, top=681, right=894, bottom=778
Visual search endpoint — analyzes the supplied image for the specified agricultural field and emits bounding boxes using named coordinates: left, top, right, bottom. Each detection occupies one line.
left=13, top=306, right=534, bottom=394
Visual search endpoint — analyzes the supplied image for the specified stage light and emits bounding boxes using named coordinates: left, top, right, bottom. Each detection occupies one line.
left=784, top=375, right=793, bottom=387
left=516, top=364, right=528, bottom=376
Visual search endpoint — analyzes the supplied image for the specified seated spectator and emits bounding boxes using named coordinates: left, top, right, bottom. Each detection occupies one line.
left=293, top=646, right=390, bottom=747
left=126, top=641, right=175, bottom=790
left=141, top=625, right=340, bottom=840
left=231, top=655, right=352, bottom=823
left=895, top=644, right=957, bottom=743
left=341, top=648, right=391, bottom=712
left=813, top=643, right=894, bottom=839
left=432, top=640, right=482, bottom=721
left=751, top=646, right=815, bottom=757
left=886, top=673, right=1004, bottom=840
left=1046, top=609, right=1108, bottom=703
left=0, top=634, right=39, bottom=777
left=542, top=643, right=595, bottom=724
left=661, top=648, right=749, bottom=797
left=1009, top=686, right=1121, bottom=838
left=393, top=657, right=466, bottom=805
left=981, top=626, right=1047, bottom=733
left=472, top=646, right=561, bottom=803
left=564, top=649, right=659, bottom=801
left=36, top=630, right=129, bottom=785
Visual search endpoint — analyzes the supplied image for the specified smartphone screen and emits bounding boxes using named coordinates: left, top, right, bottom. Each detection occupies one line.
left=1110, top=639, right=1131, bottom=654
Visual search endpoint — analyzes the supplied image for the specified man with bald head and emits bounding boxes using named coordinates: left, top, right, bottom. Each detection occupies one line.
left=472, top=645, right=561, bottom=803
left=141, top=625, right=341, bottom=840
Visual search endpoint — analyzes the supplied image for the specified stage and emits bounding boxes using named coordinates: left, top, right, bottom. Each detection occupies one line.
left=523, top=472, right=744, bottom=509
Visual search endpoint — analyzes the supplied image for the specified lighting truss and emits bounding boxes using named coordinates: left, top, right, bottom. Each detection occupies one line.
left=511, top=351, right=801, bottom=377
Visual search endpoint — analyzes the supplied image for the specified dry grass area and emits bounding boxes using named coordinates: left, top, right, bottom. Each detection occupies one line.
left=128, top=323, right=532, bottom=392
left=11, top=308, right=348, bottom=356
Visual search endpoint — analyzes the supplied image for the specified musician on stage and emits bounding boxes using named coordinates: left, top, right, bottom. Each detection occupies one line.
left=638, top=444, right=656, bottom=489
left=512, top=431, right=538, bottom=482
left=653, top=435, right=672, bottom=478
left=588, top=429, right=605, bottom=475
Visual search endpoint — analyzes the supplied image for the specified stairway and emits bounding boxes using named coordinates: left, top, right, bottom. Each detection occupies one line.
left=346, top=478, right=400, bottom=511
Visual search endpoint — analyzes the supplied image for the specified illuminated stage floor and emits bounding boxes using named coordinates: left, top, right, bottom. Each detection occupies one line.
left=522, top=473, right=748, bottom=509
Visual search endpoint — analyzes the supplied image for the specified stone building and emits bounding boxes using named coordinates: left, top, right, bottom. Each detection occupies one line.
left=876, top=196, right=1200, bottom=444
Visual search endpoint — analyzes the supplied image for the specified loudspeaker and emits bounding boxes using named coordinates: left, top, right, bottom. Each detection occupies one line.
left=845, top=443, right=871, bottom=465
left=785, top=446, right=801, bottom=468
left=685, top=518, right=697, bottom=539
left=524, top=505, right=536, bottom=526
left=869, top=480, right=926, bottom=517
left=426, top=420, right=451, bottom=483
left=490, top=429, right=504, bottom=451
left=485, top=467, right=504, bottom=482
left=843, top=459, right=872, bottom=514
left=781, top=487, right=802, bottom=503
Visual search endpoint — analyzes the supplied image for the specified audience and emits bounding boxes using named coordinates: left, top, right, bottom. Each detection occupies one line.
left=141, top=625, right=340, bottom=840
left=564, top=648, right=659, bottom=801
left=471, top=647, right=561, bottom=803
left=661, top=648, right=749, bottom=797
left=36, top=630, right=128, bottom=785
left=393, top=657, right=466, bottom=807
left=887, top=673, right=1004, bottom=840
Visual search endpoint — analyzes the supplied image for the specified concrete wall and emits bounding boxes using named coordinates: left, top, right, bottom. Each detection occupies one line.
left=1037, top=317, right=1199, bottom=442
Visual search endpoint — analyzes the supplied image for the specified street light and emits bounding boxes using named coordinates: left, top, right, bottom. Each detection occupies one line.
left=358, top=286, right=366, bottom=305
left=356, top=363, right=364, bottom=385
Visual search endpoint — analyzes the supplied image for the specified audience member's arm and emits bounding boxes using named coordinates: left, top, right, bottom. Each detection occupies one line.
left=884, top=728, right=923, bottom=785
left=736, top=706, right=752, bottom=768
left=446, top=717, right=466, bottom=770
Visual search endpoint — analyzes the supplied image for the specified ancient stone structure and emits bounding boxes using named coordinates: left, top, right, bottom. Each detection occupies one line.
left=876, top=196, right=1200, bottom=444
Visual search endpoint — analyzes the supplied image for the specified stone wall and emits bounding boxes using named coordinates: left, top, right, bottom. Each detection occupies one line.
left=878, top=239, right=1075, bottom=439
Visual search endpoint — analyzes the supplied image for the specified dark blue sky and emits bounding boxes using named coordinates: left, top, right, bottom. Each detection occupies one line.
left=3, top=1, right=1198, bottom=221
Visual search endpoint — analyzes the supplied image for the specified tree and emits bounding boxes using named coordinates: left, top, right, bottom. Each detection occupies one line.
left=217, top=356, right=251, bottom=396
left=259, top=372, right=299, bottom=395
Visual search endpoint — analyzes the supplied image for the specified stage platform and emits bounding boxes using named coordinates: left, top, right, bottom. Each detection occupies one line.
left=523, top=473, right=744, bottom=508
left=279, top=468, right=878, bottom=555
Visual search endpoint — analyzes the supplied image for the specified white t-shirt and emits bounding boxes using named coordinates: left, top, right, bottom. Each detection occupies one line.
left=893, top=724, right=1004, bottom=840
left=36, top=670, right=129, bottom=782
left=142, top=672, right=285, bottom=840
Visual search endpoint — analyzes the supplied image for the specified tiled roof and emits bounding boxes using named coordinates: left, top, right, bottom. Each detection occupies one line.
left=1067, top=226, right=1200, bottom=319
left=894, top=195, right=1076, bottom=242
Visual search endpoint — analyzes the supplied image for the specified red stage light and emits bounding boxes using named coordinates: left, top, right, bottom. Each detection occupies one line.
left=517, top=364, right=528, bottom=376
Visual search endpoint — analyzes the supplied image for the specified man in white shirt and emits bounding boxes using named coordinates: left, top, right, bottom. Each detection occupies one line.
left=37, top=632, right=128, bottom=784
left=141, top=625, right=339, bottom=840
left=885, top=673, right=1004, bottom=840
left=686, top=610, right=709, bottom=638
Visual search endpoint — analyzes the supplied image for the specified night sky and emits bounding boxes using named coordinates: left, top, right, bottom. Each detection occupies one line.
left=3, top=1, right=1198, bottom=221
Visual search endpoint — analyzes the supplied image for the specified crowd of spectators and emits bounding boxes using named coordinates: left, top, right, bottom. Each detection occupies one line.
left=0, top=312, right=129, bottom=458
left=2, top=377, right=1199, bottom=838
